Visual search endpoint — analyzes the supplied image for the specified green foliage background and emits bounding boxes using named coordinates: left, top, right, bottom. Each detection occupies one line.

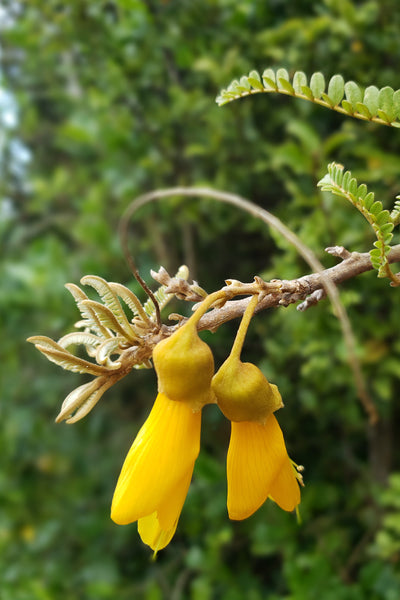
left=2, top=1, right=400, bottom=598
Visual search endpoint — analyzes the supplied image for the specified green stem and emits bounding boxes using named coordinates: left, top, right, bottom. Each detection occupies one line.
left=187, top=290, right=227, bottom=327
left=229, top=294, right=259, bottom=360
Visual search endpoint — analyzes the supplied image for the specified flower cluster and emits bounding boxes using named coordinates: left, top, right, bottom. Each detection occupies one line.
left=28, top=270, right=303, bottom=553
left=111, top=292, right=302, bottom=552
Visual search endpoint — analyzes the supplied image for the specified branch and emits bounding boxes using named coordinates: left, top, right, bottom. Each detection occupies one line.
left=196, top=244, right=400, bottom=331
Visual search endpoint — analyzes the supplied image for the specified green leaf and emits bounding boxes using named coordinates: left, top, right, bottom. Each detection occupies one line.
left=344, top=81, right=363, bottom=109
left=357, top=184, right=367, bottom=199
left=364, top=192, right=375, bottom=210
left=239, top=75, right=251, bottom=91
left=355, top=103, right=372, bottom=119
left=393, top=89, right=400, bottom=119
left=377, top=109, right=392, bottom=124
left=348, top=177, right=358, bottom=196
left=292, top=71, right=307, bottom=94
left=262, top=68, right=277, bottom=90
left=247, top=70, right=264, bottom=90
left=363, top=85, right=380, bottom=115
left=301, top=85, right=314, bottom=100
left=276, top=67, right=290, bottom=83
left=378, top=86, right=395, bottom=121
left=376, top=210, right=390, bottom=226
left=341, top=99, right=354, bottom=115
left=327, top=74, right=345, bottom=105
left=310, top=72, right=325, bottom=98
left=320, top=92, right=334, bottom=108
left=279, top=78, right=295, bottom=94
left=370, top=201, right=383, bottom=215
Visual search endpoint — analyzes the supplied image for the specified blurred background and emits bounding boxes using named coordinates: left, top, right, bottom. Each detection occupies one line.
left=2, top=1, right=400, bottom=598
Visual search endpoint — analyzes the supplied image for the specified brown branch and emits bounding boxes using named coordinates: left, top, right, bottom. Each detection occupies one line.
left=197, top=245, right=400, bottom=331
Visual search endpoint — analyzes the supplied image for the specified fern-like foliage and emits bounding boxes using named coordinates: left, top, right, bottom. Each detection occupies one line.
left=318, top=163, right=399, bottom=285
left=216, top=68, right=400, bottom=128
left=391, top=197, right=400, bottom=227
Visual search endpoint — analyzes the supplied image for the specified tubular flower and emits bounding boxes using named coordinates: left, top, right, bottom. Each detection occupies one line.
left=112, top=301, right=217, bottom=551
left=212, top=295, right=301, bottom=520
left=111, top=392, right=201, bottom=551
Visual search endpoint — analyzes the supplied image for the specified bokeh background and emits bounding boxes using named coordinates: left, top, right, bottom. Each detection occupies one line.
left=2, top=1, right=400, bottom=598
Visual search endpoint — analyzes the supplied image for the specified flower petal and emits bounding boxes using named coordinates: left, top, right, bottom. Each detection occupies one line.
left=138, top=470, right=192, bottom=551
left=269, top=457, right=301, bottom=511
left=138, top=512, right=177, bottom=553
left=111, top=392, right=201, bottom=526
left=227, top=414, right=289, bottom=520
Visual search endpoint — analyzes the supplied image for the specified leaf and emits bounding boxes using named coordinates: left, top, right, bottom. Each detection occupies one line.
left=364, top=192, right=375, bottom=211
left=262, top=68, right=277, bottom=90
left=301, top=85, right=314, bottom=100
left=276, top=67, right=290, bottom=83
left=318, top=162, right=395, bottom=280
left=344, top=81, right=362, bottom=109
left=95, top=337, right=124, bottom=366
left=109, top=282, right=150, bottom=323
left=65, top=283, right=110, bottom=338
left=33, top=345, right=112, bottom=375
left=370, top=201, right=383, bottom=216
left=341, top=100, right=354, bottom=115
left=363, top=85, right=379, bottom=115
left=355, top=103, right=372, bottom=119
left=247, top=70, right=264, bottom=91
left=239, top=75, right=251, bottom=91
left=327, top=74, right=345, bottom=106
left=55, top=379, right=103, bottom=423
left=65, top=376, right=118, bottom=424
left=217, top=67, right=400, bottom=128
left=310, top=72, right=325, bottom=98
left=292, top=71, right=307, bottom=94
left=279, top=78, right=295, bottom=94
left=378, top=86, right=395, bottom=121
left=357, top=184, right=367, bottom=200
left=393, top=90, right=400, bottom=119
left=57, top=332, right=101, bottom=350
left=81, top=299, right=134, bottom=340
left=81, top=275, right=139, bottom=340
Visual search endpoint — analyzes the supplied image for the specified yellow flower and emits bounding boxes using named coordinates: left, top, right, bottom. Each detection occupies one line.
left=112, top=309, right=216, bottom=552
left=212, top=295, right=301, bottom=519
left=227, top=416, right=300, bottom=519
left=111, top=392, right=201, bottom=551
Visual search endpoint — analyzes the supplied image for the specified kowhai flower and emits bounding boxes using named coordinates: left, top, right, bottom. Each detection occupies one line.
left=212, top=295, right=301, bottom=520
left=112, top=292, right=301, bottom=551
left=111, top=305, right=216, bottom=552
left=111, top=391, right=201, bottom=551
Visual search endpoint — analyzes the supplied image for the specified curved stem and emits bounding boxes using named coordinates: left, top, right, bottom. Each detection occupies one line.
left=119, top=201, right=161, bottom=329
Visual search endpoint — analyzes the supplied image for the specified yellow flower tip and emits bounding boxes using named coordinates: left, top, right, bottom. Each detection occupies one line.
left=268, top=454, right=301, bottom=512
left=227, top=415, right=300, bottom=520
left=212, top=356, right=283, bottom=424
left=111, top=392, right=200, bottom=530
left=153, top=322, right=215, bottom=410
left=138, top=512, right=178, bottom=553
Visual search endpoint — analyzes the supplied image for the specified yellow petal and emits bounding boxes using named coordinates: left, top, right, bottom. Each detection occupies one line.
left=138, top=513, right=178, bottom=553
left=269, top=455, right=301, bottom=511
left=111, top=393, right=201, bottom=526
left=138, top=470, right=192, bottom=551
left=227, top=414, right=289, bottom=520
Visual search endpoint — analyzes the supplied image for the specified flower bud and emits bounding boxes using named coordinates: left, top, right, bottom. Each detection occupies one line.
left=212, top=356, right=283, bottom=423
left=153, top=322, right=215, bottom=410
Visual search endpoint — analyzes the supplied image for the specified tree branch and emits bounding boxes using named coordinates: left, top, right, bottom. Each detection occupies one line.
left=196, top=244, right=400, bottom=331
